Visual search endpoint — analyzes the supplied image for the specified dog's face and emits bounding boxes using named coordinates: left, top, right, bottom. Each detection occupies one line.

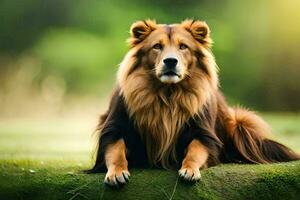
left=126, top=19, right=214, bottom=84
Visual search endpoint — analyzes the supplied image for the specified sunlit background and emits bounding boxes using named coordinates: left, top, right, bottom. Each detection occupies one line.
left=0, top=0, right=299, bottom=162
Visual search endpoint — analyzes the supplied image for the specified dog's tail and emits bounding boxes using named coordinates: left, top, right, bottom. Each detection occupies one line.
left=226, top=108, right=299, bottom=163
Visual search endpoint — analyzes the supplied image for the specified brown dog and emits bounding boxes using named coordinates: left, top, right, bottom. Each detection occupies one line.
left=89, top=20, right=299, bottom=187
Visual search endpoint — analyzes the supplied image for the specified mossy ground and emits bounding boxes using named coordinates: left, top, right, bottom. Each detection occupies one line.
left=0, top=160, right=299, bottom=200
left=0, top=114, right=299, bottom=200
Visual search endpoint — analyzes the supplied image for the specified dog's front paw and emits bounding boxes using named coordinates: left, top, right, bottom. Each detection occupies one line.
left=178, top=166, right=201, bottom=182
left=104, top=167, right=130, bottom=187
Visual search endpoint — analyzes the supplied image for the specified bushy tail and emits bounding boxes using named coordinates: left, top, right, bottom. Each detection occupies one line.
left=226, top=108, right=299, bottom=164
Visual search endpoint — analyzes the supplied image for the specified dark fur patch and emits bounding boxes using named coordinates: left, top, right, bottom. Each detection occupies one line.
left=127, top=49, right=145, bottom=76
left=194, top=50, right=210, bottom=75
left=164, top=25, right=172, bottom=40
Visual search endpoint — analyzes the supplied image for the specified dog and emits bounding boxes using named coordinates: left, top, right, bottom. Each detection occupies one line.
left=88, top=19, right=299, bottom=186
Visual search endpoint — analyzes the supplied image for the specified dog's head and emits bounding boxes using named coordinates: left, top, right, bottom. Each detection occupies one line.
left=120, top=19, right=217, bottom=86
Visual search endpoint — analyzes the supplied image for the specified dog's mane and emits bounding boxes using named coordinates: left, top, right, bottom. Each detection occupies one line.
left=117, top=45, right=218, bottom=168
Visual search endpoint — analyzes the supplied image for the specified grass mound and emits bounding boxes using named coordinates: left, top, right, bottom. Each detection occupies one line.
left=0, top=160, right=299, bottom=200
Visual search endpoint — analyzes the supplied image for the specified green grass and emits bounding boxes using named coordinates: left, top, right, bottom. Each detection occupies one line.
left=0, top=160, right=299, bottom=200
left=0, top=113, right=299, bottom=200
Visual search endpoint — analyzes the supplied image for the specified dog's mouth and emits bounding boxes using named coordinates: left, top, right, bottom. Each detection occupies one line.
left=162, top=71, right=179, bottom=77
left=158, top=70, right=182, bottom=83
left=159, top=69, right=181, bottom=77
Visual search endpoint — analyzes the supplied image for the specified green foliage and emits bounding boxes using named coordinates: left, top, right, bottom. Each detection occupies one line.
left=1, top=0, right=300, bottom=110
left=32, top=28, right=123, bottom=93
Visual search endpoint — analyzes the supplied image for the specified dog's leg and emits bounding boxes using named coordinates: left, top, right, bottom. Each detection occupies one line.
left=104, top=138, right=130, bottom=186
left=179, top=139, right=208, bottom=181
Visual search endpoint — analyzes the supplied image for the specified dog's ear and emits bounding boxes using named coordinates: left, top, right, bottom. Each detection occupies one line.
left=181, top=19, right=212, bottom=47
left=128, top=20, right=157, bottom=47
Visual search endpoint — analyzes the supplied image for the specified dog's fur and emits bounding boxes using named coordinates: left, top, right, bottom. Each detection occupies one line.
left=88, top=20, right=299, bottom=185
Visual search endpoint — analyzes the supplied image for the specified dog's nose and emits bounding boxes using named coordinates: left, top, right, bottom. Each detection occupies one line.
left=163, top=57, right=178, bottom=68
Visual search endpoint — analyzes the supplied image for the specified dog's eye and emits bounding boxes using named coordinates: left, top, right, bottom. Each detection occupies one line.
left=179, top=44, right=188, bottom=50
left=153, top=43, right=163, bottom=50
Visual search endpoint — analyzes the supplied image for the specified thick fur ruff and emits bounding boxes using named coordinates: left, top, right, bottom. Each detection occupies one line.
left=120, top=66, right=215, bottom=167
left=89, top=20, right=299, bottom=173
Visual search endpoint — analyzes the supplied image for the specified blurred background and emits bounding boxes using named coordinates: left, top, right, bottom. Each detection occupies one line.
left=0, top=0, right=299, bottom=161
